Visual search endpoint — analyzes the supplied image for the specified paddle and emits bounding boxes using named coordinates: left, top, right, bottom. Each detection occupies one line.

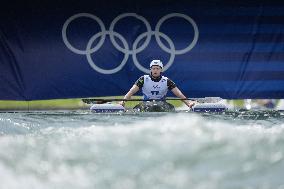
left=82, top=97, right=223, bottom=104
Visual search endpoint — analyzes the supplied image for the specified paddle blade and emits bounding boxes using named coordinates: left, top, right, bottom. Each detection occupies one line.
left=82, top=99, right=110, bottom=104
left=195, top=97, right=223, bottom=103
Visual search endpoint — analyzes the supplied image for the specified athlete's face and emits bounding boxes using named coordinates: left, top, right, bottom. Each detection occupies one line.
left=150, top=66, right=162, bottom=77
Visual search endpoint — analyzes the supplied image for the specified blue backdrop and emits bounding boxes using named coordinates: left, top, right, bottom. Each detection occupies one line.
left=0, top=0, right=284, bottom=100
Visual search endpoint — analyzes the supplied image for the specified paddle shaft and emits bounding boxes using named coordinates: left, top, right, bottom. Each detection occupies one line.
left=82, top=97, right=222, bottom=104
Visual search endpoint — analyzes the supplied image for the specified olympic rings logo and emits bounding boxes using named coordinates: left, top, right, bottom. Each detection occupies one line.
left=62, top=13, right=199, bottom=74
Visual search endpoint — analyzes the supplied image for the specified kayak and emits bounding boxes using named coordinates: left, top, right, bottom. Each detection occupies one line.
left=90, top=101, right=227, bottom=113
left=90, top=103, right=125, bottom=113
left=192, top=103, right=227, bottom=112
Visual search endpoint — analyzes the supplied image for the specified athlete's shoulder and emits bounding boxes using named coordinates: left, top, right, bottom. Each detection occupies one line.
left=135, top=76, right=145, bottom=88
left=136, top=76, right=145, bottom=82
left=161, top=75, right=168, bottom=80
left=166, top=77, right=177, bottom=90
left=160, top=76, right=168, bottom=83
left=143, top=75, right=151, bottom=80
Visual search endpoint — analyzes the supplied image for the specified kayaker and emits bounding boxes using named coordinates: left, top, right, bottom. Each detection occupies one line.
left=119, top=60, right=195, bottom=108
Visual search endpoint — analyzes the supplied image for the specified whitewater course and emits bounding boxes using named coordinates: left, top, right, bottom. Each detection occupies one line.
left=1, top=106, right=284, bottom=189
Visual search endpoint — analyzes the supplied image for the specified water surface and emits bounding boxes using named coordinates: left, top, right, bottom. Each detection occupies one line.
left=0, top=110, right=284, bottom=189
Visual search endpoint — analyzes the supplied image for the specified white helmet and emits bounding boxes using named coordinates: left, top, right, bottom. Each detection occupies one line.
left=150, top=60, right=163, bottom=69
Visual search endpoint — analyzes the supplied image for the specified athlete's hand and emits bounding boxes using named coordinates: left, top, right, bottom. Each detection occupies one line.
left=118, top=101, right=125, bottom=107
left=186, top=101, right=196, bottom=108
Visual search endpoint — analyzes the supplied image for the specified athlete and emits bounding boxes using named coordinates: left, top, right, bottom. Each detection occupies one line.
left=119, top=60, right=195, bottom=108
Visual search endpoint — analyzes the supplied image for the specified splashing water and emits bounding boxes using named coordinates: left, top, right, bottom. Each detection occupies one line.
left=0, top=111, right=284, bottom=189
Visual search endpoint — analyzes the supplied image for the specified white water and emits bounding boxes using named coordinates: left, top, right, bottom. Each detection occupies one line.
left=0, top=112, right=284, bottom=189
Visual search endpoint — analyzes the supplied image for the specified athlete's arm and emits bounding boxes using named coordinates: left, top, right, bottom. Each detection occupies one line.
left=167, top=78, right=177, bottom=90
left=119, top=85, right=140, bottom=106
left=123, top=85, right=140, bottom=100
left=171, top=87, right=195, bottom=108
left=119, top=76, right=144, bottom=106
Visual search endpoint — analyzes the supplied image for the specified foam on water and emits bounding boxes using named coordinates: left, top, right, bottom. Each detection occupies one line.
left=0, top=111, right=284, bottom=189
